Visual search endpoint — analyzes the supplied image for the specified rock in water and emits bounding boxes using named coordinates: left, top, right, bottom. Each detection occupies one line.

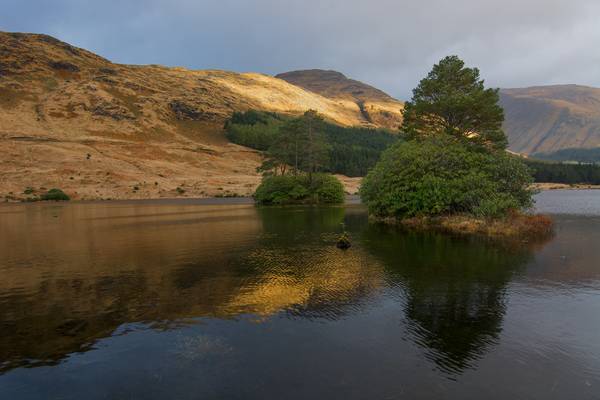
left=336, top=233, right=351, bottom=250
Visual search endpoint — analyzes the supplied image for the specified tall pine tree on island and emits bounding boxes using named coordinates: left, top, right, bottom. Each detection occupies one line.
left=359, top=56, right=552, bottom=238
left=402, top=55, right=507, bottom=150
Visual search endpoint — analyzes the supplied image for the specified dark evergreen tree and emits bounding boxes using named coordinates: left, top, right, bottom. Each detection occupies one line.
left=300, top=110, right=329, bottom=181
left=402, top=55, right=507, bottom=149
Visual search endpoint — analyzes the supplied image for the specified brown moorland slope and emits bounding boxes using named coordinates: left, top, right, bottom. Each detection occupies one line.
left=0, top=32, right=403, bottom=200
left=500, top=85, right=600, bottom=155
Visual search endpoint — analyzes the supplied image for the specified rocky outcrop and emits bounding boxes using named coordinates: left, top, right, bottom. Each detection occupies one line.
left=48, top=61, right=80, bottom=72
left=91, top=101, right=136, bottom=120
left=169, top=100, right=205, bottom=120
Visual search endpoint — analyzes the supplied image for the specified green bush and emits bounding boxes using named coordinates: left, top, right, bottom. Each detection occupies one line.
left=254, top=173, right=344, bottom=205
left=311, top=174, right=345, bottom=204
left=360, top=136, right=534, bottom=219
left=41, top=188, right=70, bottom=201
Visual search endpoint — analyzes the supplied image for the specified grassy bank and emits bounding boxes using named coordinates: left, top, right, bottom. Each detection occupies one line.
left=380, top=212, right=554, bottom=239
left=531, top=182, right=600, bottom=190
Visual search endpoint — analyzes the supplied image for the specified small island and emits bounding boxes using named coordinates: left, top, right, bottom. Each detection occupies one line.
left=360, top=56, right=553, bottom=238
left=244, top=57, right=553, bottom=238
left=251, top=110, right=346, bottom=205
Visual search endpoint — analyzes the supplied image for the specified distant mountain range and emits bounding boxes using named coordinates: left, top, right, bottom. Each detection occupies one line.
left=500, top=85, right=600, bottom=160
left=1, top=30, right=599, bottom=201
left=279, top=71, right=600, bottom=161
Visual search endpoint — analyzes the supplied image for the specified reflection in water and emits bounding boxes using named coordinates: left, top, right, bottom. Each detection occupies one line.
left=247, top=207, right=384, bottom=320
left=1, top=199, right=599, bottom=400
left=361, top=225, right=536, bottom=374
left=0, top=203, right=385, bottom=373
left=1, top=203, right=257, bottom=371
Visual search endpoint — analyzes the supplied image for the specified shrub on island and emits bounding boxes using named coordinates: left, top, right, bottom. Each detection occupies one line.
left=254, top=174, right=344, bottom=205
left=360, top=55, right=552, bottom=238
left=360, top=136, right=534, bottom=219
left=359, top=136, right=553, bottom=237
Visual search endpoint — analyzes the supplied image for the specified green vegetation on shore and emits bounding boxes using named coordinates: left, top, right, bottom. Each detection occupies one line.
left=361, top=56, right=548, bottom=237
left=224, top=104, right=600, bottom=188
left=41, top=188, right=70, bottom=201
left=524, top=158, right=600, bottom=185
left=225, top=110, right=397, bottom=177
left=14, top=187, right=71, bottom=202
left=532, top=147, right=600, bottom=164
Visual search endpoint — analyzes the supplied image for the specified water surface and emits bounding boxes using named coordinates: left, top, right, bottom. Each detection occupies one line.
left=1, top=191, right=599, bottom=399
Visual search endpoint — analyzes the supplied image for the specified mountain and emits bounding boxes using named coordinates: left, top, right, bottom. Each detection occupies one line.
left=0, top=32, right=403, bottom=200
left=279, top=71, right=600, bottom=161
left=4, top=30, right=599, bottom=202
left=276, top=69, right=402, bottom=128
left=500, top=85, right=600, bottom=156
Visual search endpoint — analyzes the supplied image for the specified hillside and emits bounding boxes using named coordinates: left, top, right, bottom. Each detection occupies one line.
left=500, top=85, right=600, bottom=156
left=278, top=71, right=600, bottom=160
left=0, top=32, right=402, bottom=200
left=276, top=69, right=403, bottom=128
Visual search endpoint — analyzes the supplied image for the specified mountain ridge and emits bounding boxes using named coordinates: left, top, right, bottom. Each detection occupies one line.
left=2, top=30, right=600, bottom=201
left=500, top=84, right=600, bottom=155
left=0, top=31, right=401, bottom=200
left=276, top=69, right=401, bottom=127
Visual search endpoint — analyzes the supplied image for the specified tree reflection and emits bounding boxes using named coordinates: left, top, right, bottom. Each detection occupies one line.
left=0, top=202, right=551, bottom=377
left=362, top=224, right=547, bottom=374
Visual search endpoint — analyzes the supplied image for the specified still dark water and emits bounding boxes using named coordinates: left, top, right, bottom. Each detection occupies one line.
left=1, top=191, right=599, bottom=399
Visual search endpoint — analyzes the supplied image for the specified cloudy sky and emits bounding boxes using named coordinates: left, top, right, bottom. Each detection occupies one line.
left=3, top=0, right=600, bottom=99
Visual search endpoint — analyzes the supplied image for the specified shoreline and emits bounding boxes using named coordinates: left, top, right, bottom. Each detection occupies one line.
left=2, top=189, right=599, bottom=206
left=531, top=183, right=600, bottom=190
left=3, top=187, right=600, bottom=207
left=376, top=213, right=555, bottom=239
left=0, top=195, right=363, bottom=206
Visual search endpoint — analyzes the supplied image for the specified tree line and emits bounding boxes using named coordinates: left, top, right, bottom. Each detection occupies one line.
left=525, top=158, right=600, bottom=184
left=224, top=104, right=600, bottom=186
left=225, top=110, right=397, bottom=177
left=532, top=147, right=600, bottom=164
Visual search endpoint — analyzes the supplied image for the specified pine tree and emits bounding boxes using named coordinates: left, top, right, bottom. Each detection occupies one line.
left=301, top=110, right=329, bottom=182
left=402, top=55, right=507, bottom=149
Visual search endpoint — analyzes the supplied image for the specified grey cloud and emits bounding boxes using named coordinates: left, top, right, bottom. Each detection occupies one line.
left=3, top=0, right=600, bottom=98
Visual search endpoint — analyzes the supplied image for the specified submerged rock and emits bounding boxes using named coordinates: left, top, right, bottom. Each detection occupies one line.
left=336, top=233, right=351, bottom=250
